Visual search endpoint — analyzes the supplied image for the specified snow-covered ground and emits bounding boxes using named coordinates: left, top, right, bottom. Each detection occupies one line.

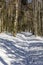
left=0, top=32, right=43, bottom=65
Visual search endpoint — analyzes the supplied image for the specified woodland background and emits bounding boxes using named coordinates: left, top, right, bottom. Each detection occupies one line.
left=0, top=0, right=43, bottom=36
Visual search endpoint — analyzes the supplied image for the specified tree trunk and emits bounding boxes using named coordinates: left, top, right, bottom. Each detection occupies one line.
left=33, top=0, right=38, bottom=36
left=14, top=0, right=21, bottom=36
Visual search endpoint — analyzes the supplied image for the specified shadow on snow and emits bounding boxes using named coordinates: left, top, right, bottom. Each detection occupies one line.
left=0, top=57, right=8, bottom=65
left=0, top=38, right=43, bottom=65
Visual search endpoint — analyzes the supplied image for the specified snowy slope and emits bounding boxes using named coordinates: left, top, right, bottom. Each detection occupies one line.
left=0, top=32, right=43, bottom=65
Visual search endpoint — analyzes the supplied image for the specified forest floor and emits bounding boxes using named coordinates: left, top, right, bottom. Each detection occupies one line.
left=0, top=32, right=43, bottom=65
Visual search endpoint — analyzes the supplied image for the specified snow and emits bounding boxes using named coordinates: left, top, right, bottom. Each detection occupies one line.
left=0, top=32, right=43, bottom=65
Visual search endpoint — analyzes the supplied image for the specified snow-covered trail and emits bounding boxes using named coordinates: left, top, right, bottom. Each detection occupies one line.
left=0, top=32, right=43, bottom=65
